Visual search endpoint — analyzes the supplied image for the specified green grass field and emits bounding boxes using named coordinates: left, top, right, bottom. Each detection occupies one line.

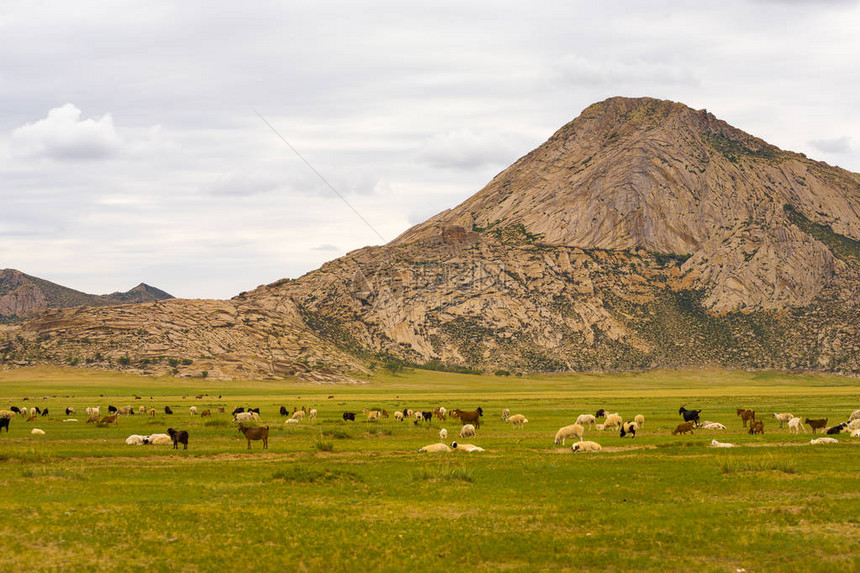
left=0, top=366, right=858, bottom=572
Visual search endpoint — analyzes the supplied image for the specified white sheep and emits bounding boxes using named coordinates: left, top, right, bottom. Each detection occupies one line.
left=501, top=408, right=510, bottom=422
left=850, top=429, right=860, bottom=438
left=413, top=411, right=423, bottom=421
left=309, top=409, right=317, bottom=422
left=125, top=434, right=147, bottom=445
left=849, top=409, right=860, bottom=421
left=594, top=423, right=605, bottom=431
left=31, top=428, right=45, bottom=435
left=62, top=419, right=78, bottom=422
left=700, top=422, right=727, bottom=430
left=507, top=414, right=528, bottom=429
left=0, top=410, right=16, bottom=419
left=603, top=414, right=622, bottom=430
left=575, top=414, right=595, bottom=427
left=634, top=414, right=645, bottom=428
left=571, top=440, right=601, bottom=452
left=847, top=419, right=860, bottom=431
left=810, top=437, right=838, bottom=445
left=439, top=428, right=448, bottom=442
left=451, top=442, right=484, bottom=452
left=417, top=443, right=451, bottom=453
left=788, top=417, right=806, bottom=434
left=189, top=406, right=198, bottom=415
left=459, top=424, right=476, bottom=438
left=292, top=411, right=306, bottom=421
left=138, top=405, right=147, bottom=415
left=364, top=409, right=380, bottom=421
left=772, top=412, right=793, bottom=428
left=233, top=412, right=255, bottom=423
left=394, top=411, right=404, bottom=421
left=554, top=424, right=584, bottom=446
left=144, top=433, right=172, bottom=445
left=709, top=439, right=735, bottom=448
left=284, top=418, right=299, bottom=425
left=86, top=406, right=100, bottom=417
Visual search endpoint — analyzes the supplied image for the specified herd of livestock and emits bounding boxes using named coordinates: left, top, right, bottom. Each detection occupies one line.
left=2, top=399, right=858, bottom=453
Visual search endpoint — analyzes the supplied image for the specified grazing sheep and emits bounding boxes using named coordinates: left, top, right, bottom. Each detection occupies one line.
left=0, top=418, right=9, bottom=432
left=0, top=410, right=16, bottom=419
left=417, top=443, right=451, bottom=453
left=237, top=423, right=269, bottom=449
left=603, top=414, right=623, bottom=430
left=737, top=408, right=756, bottom=427
left=29, top=407, right=38, bottom=417
left=575, top=414, right=596, bottom=427
left=279, top=406, right=289, bottom=416
left=413, top=411, right=423, bottom=422
left=144, top=434, right=172, bottom=445
left=31, top=428, right=46, bottom=435
left=149, top=408, right=156, bottom=417
left=507, top=414, right=528, bottom=429
left=634, top=414, right=645, bottom=428
left=849, top=409, right=860, bottom=421
left=421, top=411, right=433, bottom=423
left=284, top=418, right=299, bottom=425
left=805, top=418, right=828, bottom=433
left=439, top=428, right=448, bottom=442
left=672, top=422, right=695, bottom=436
left=138, top=406, right=147, bottom=415
left=501, top=408, right=511, bottom=422
left=363, top=409, right=380, bottom=421
left=709, top=439, right=736, bottom=448
left=620, top=421, right=637, bottom=438
left=98, top=414, right=119, bottom=425
left=788, top=417, right=806, bottom=434
left=810, top=437, right=838, bottom=445
left=459, top=424, right=476, bottom=438
left=189, top=406, right=198, bottom=415
left=200, top=409, right=211, bottom=417
left=554, top=424, right=584, bottom=446
left=571, top=440, right=602, bottom=452
left=700, top=422, right=727, bottom=430
left=451, top=442, right=484, bottom=452
left=342, top=412, right=356, bottom=422
left=125, top=435, right=146, bottom=445
left=772, top=413, right=793, bottom=428
left=394, top=411, right=404, bottom=421
left=594, top=423, right=605, bottom=431
left=748, top=420, right=765, bottom=435
left=292, top=411, right=306, bottom=421
left=167, top=428, right=189, bottom=450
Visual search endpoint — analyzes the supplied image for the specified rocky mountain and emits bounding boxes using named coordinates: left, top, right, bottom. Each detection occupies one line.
left=2, top=97, right=858, bottom=379
left=0, top=269, right=174, bottom=323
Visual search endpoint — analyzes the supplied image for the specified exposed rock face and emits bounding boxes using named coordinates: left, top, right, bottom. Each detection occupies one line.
left=2, top=97, right=859, bottom=378
left=0, top=269, right=174, bottom=322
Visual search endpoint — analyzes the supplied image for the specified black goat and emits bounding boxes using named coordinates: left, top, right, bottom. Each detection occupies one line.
left=249, top=407, right=260, bottom=415
left=232, top=407, right=245, bottom=416
left=167, top=428, right=189, bottom=449
left=41, top=408, right=49, bottom=417
left=164, top=406, right=173, bottom=415
left=65, top=407, right=75, bottom=415
left=34, top=406, right=42, bottom=415
left=826, top=422, right=847, bottom=435
left=279, top=406, right=289, bottom=416
left=679, top=405, right=702, bottom=426
left=421, top=411, right=433, bottom=422
left=343, top=412, right=356, bottom=422
left=595, top=409, right=606, bottom=419
left=108, top=405, right=118, bottom=414
left=0, top=418, right=9, bottom=432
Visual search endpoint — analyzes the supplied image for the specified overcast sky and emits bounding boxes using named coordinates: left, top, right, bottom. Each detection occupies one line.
left=1, top=1, right=858, bottom=299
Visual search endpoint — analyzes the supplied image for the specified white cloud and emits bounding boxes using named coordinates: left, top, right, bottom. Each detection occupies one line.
left=808, top=136, right=851, bottom=154
left=11, top=104, right=121, bottom=160
left=417, top=128, right=528, bottom=170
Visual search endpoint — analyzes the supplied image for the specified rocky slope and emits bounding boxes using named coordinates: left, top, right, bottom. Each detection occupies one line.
left=0, top=269, right=174, bottom=323
left=2, top=97, right=859, bottom=379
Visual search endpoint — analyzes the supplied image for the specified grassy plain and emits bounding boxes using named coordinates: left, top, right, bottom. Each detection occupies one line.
left=0, top=366, right=858, bottom=572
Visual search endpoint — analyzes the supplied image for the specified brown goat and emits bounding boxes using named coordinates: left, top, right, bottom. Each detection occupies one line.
left=748, top=420, right=764, bottom=434
left=805, top=418, right=828, bottom=433
left=672, top=421, right=695, bottom=435
left=451, top=408, right=483, bottom=429
left=237, top=423, right=269, bottom=449
left=98, top=414, right=119, bottom=425
left=86, top=414, right=99, bottom=424
left=200, top=409, right=211, bottom=417
left=736, top=408, right=756, bottom=427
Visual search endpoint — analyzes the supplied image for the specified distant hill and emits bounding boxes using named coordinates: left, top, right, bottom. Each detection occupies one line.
left=0, top=269, right=174, bottom=323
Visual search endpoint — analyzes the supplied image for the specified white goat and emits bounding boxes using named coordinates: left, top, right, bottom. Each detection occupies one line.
left=308, top=409, right=317, bottom=422
left=788, top=417, right=806, bottom=434
left=772, top=412, right=793, bottom=428
left=554, top=424, right=584, bottom=446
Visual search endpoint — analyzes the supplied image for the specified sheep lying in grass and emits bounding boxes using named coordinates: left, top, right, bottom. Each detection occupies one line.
left=772, top=412, right=793, bottom=428
left=459, top=424, right=476, bottom=438
left=810, top=437, right=838, bottom=445
left=847, top=419, right=860, bottom=431
left=418, top=443, right=451, bottom=453
left=851, top=429, right=860, bottom=438
left=145, top=434, right=172, bottom=445
left=700, top=422, right=727, bottom=430
left=451, top=442, right=484, bottom=452
left=125, top=435, right=147, bottom=445
left=237, top=423, right=269, bottom=450
left=31, top=428, right=45, bottom=435
left=571, top=441, right=601, bottom=452
left=62, top=419, right=78, bottom=423
left=284, top=418, right=299, bottom=425
left=849, top=409, right=860, bottom=421
left=439, top=428, right=448, bottom=441
left=709, top=439, right=736, bottom=448
left=507, top=414, right=528, bottom=429
left=554, top=424, right=584, bottom=446
left=575, top=414, right=595, bottom=427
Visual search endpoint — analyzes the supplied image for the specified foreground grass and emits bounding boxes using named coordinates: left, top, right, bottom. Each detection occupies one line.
left=0, top=366, right=857, bottom=571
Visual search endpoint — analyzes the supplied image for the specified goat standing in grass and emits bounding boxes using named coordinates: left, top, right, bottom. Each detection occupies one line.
left=237, top=423, right=269, bottom=450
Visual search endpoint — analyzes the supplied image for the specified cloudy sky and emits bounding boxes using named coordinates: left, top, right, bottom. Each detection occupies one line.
left=2, top=1, right=858, bottom=299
